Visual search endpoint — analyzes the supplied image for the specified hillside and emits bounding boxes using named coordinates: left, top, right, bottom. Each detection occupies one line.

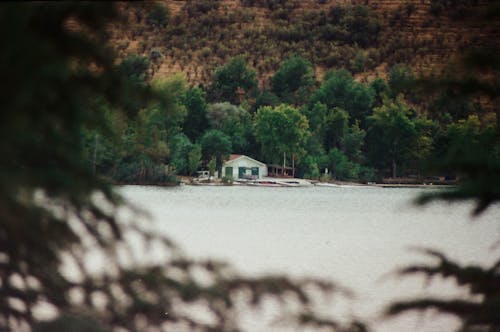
left=109, top=0, right=499, bottom=86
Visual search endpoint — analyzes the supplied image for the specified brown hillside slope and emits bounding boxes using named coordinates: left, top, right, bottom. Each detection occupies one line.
left=109, top=0, right=499, bottom=86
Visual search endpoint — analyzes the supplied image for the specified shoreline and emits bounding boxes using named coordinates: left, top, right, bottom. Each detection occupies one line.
left=176, top=176, right=456, bottom=189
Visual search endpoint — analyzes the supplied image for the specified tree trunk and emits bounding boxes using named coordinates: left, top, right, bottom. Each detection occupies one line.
left=392, top=158, right=397, bottom=178
left=283, top=152, right=286, bottom=176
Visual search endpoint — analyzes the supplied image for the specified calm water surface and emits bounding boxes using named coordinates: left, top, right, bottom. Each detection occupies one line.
left=119, top=185, right=500, bottom=332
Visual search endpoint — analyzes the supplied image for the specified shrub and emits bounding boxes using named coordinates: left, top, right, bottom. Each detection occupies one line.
left=147, top=3, right=169, bottom=27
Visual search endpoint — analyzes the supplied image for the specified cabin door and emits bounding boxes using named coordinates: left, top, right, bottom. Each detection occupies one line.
left=238, top=167, right=246, bottom=178
left=251, top=167, right=259, bottom=177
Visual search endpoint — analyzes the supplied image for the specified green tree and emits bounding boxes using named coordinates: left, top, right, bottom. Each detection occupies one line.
left=428, top=90, right=478, bottom=123
left=118, top=54, right=150, bottom=85
left=169, top=133, right=201, bottom=175
left=182, top=87, right=209, bottom=142
left=146, top=2, right=169, bottom=27
left=117, top=54, right=150, bottom=113
left=200, top=129, right=232, bottom=176
left=323, top=107, right=349, bottom=151
left=150, top=74, right=188, bottom=137
left=209, top=56, right=258, bottom=104
left=369, top=77, right=391, bottom=107
left=366, top=96, right=419, bottom=177
left=326, top=148, right=358, bottom=180
left=253, top=104, right=310, bottom=164
left=252, top=89, right=280, bottom=113
left=207, top=156, right=216, bottom=175
left=310, top=69, right=375, bottom=126
left=388, top=63, right=415, bottom=98
left=271, top=55, right=316, bottom=105
left=341, top=121, right=366, bottom=163
left=207, top=102, right=253, bottom=153
left=187, top=143, right=202, bottom=175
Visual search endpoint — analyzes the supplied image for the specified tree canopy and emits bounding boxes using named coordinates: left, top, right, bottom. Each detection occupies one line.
left=271, top=55, right=316, bottom=105
left=208, top=56, right=258, bottom=105
left=254, top=104, right=310, bottom=164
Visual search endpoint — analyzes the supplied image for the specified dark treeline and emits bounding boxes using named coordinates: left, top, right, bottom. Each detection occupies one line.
left=85, top=53, right=495, bottom=184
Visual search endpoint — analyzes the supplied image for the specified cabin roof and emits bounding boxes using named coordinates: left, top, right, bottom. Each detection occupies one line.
left=224, top=154, right=266, bottom=167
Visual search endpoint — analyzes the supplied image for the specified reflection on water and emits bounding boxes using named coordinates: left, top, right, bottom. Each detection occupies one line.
left=119, top=185, right=500, bottom=332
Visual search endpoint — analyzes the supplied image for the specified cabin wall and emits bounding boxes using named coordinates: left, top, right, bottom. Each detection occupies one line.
left=223, top=158, right=268, bottom=179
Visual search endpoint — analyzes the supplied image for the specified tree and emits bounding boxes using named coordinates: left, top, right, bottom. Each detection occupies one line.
left=117, top=54, right=151, bottom=113
left=341, top=121, right=366, bottom=163
left=366, top=96, right=419, bottom=177
left=369, top=77, right=391, bottom=108
left=271, top=55, right=316, bottom=105
left=182, top=87, right=209, bottom=142
left=253, top=104, right=310, bottom=164
left=388, top=63, right=415, bottom=99
left=1, top=3, right=347, bottom=331
left=209, top=56, right=257, bottom=104
left=170, top=134, right=201, bottom=175
left=146, top=2, right=169, bottom=27
left=310, top=69, right=375, bottom=126
left=206, top=102, right=253, bottom=154
left=150, top=74, right=188, bottom=138
left=323, top=107, right=349, bottom=151
left=200, top=129, right=232, bottom=176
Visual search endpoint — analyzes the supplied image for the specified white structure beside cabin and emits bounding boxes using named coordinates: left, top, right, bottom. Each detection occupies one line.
left=222, top=154, right=267, bottom=179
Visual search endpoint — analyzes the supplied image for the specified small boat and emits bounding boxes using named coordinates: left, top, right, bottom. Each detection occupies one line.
left=248, top=180, right=283, bottom=187
left=315, top=182, right=342, bottom=187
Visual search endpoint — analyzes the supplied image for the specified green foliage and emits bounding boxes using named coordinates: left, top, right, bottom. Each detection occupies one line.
left=200, top=129, right=233, bottom=173
left=252, top=89, right=280, bottom=113
left=254, top=104, right=310, bottom=164
left=326, top=148, right=359, bottom=180
left=388, top=63, right=415, bottom=98
left=118, top=54, right=150, bottom=85
left=170, top=134, right=201, bottom=175
left=369, top=77, right=391, bottom=107
left=306, top=102, right=329, bottom=142
left=207, top=102, right=245, bottom=128
left=323, top=107, right=349, bottom=151
left=300, top=156, right=321, bottom=179
left=182, top=87, right=209, bottom=141
left=341, top=121, right=366, bottom=163
left=366, top=96, right=425, bottom=177
left=209, top=56, right=258, bottom=104
left=206, top=102, right=254, bottom=153
left=117, top=54, right=150, bottom=112
left=428, top=90, right=478, bottom=123
left=149, top=74, right=188, bottom=138
left=207, top=156, right=217, bottom=177
left=271, top=55, right=316, bottom=105
left=146, top=2, right=169, bottom=27
left=421, top=115, right=499, bottom=214
left=311, top=69, right=375, bottom=126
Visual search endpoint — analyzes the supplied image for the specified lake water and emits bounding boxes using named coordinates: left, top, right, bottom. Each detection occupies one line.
left=119, top=184, right=500, bottom=332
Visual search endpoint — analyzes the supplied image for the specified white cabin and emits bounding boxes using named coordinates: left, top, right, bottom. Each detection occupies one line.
left=222, top=154, right=267, bottom=179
